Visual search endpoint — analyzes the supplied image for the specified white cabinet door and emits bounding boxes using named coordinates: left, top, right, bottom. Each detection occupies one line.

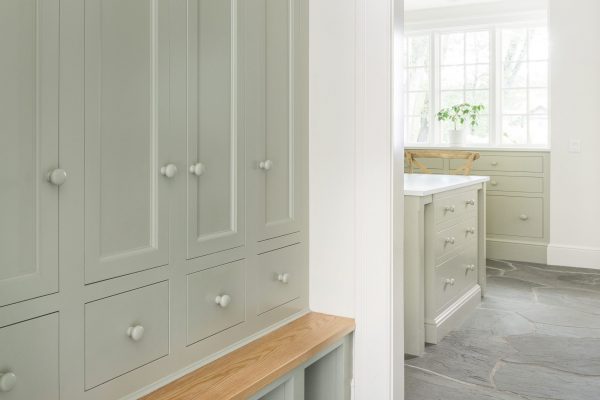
left=186, top=0, right=245, bottom=259
left=246, top=0, right=306, bottom=241
left=84, top=0, right=171, bottom=283
left=0, top=0, right=60, bottom=307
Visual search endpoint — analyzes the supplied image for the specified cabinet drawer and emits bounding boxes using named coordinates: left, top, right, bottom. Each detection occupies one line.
left=487, top=176, right=543, bottom=193
left=0, top=314, right=59, bottom=400
left=85, top=281, right=169, bottom=389
left=257, top=244, right=305, bottom=315
left=434, top=217, right=478, bottom=264
left=187, top=260, right=246, bottom=345
left=434, top=189, right=478, bottom=226
left=487, top=196, right=544, bottom=238
left=433, top=250, right=478, bottom=313
left=453, top=154, right=543, bottom=173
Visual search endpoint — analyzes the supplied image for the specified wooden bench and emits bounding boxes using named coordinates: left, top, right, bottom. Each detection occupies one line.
left=142, top=313, right=355, bottom=400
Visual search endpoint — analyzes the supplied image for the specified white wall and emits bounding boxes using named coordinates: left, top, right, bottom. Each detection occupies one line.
left=548, top=0, right=600, bottom=269
left=309, top=0, right=403, bottom=398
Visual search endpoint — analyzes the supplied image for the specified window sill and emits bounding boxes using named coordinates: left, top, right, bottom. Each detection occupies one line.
left=405, top=144, right=551, bottom=153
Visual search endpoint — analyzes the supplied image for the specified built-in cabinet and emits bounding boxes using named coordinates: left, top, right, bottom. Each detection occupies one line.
left=0, top=0, right=308, bottom=399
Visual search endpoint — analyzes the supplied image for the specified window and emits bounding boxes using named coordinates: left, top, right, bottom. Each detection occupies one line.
left=405, top=25, right=549, bottom=147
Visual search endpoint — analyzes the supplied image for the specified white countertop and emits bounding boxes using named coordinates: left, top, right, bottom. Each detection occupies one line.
left=404, top=174, right=490, bottom=196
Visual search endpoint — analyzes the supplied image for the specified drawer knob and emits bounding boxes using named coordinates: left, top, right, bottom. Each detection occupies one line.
left=126, top=325, right=145, bottom=342
left=0, top=372, right=17, bottom=393
left=160, top=163, right=178, bottom=178
left=445, top=237, right=456, bottom=245
left=467, top=264, right=476, bottom=272
left=466, top=227, right=476, bottom=235
left=519, top=214, right=529, bottom=221
left=465, top=199, right=475, bottom=206
left=189, top=162, right=205, bottom=176
left=444, top=205, right=456, bottom=213
left=47, top=168, right=67, bottom=186
left=445, top=278, right=456, bottom=286
left=259, top=160, right=273, bottom=171
left=215, top=294, right=232, bottom=308
left=277, top=273, right=290, bottom=284
left=491, top=161, right=499, bottom=166
left=490, top=180, right=498, bottom=186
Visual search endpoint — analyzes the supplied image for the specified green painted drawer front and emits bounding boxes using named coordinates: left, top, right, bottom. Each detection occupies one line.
left=187, top=260, right=246, bottom=345
left=487, top=176, right=544, bottom=193
left=85, top=281, right=170, bottom=389
left=434, top=189, right=478, bottom=226
left=0, top=314, right=59, bottom=400
left=434, top=216, right=478, bottom=265
left=433, top=248, right=477, bottom=314
left=452, top=154, right=544, bottom=173
left=487, top=196, right=544, bottom=238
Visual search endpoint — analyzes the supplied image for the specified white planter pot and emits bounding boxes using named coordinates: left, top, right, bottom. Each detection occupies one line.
left=448, top=129, right=468, bottom=145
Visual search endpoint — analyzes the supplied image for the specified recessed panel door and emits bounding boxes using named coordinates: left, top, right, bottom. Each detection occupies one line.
left=0, top=0, right=60, bottom=306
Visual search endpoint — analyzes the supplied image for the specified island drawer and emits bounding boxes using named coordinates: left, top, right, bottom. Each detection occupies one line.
left=434, top=216, right=478, bottom=264
left=434, top=189, right=478, bottom=226
left=432, top=249, right=478, bottom=314
left=487, top=196, right=544, bottom=239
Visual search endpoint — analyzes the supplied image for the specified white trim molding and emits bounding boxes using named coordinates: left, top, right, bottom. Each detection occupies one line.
left=548, top=244, right=600, bottom=270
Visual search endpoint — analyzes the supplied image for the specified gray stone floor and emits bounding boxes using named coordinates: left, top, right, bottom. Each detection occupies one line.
left=405, top=259, right=600, bottom=400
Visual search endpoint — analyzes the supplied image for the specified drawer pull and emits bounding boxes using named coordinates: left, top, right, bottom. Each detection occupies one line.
left=259, top=160, right=273, bottom=171
left=189, top=162, right=206, bottom=176
left=466, top=227, right=476, bottom=235
left=47, top=168, right=67, bottom=186
left=444, top=278, right=456, bottom=286
left=444, top=205, right=456, bottom=213
left=490, top=180, right=498, bottom=186
left=467, top=264, right=476, bottom=272
left=465, top=199, right=476, bottom=206
left=214, top=294, right=232, bottom=308
left=444, top=237, right=456, bottom=245
left=491, top=161, right=499, bottom=166
left=126, top=325, right=145, bottom=342
left=0, top=372, right=17, bottom=393
left=160, top=163, right=178, bottom=178
left=277, top=273, right=290, bottom=284
left=519, top=214, right=530, bottom=221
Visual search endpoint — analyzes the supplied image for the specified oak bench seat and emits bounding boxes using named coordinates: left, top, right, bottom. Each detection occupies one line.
left=142, top=312, right=355, bottom=400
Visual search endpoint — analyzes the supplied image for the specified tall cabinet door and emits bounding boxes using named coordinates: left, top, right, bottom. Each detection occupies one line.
left=0, top=0, right=60, bottom=306
left=84, top=0, right=171, bottom=283
left=247, top=0, right=306, bottom=241
left=186, top=0, right=245, bottom=259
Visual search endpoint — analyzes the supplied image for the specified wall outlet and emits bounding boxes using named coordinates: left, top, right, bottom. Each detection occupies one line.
left=569, top=139, right=582, bottom=153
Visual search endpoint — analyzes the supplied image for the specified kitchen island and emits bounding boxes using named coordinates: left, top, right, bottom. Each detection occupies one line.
left=404, top=174, right=489, bottom=356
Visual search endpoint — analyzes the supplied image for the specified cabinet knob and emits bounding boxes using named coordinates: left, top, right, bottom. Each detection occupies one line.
left=467, top=264, right=476, bottom=272
left=466, top=227, right=476, bottom=235
left=0, top=372, right=17, bottom=393
left=126, top=325, right=145, bottom=342
left=465, top=199, right=476, bottom=206
left=47, top=168, right=67, bottom=186
left=491, top=161, right=499, bottom=167
left=445, top=278, right=456, bottom=286
left=519, top=214, right=529, bottom=221
left=160, top=163, right=178, bottom=178
left=445, top=237, right=456, bottom=245
left=444, top=205, right=456, bottom=213
left=259, top=160, right=273, bottom=171
left=490, top=180, right=498, bottom=186
left=277, top=273, right=290, bottom=284
left=189, top=163, right=205, bottom=176
left=215, top=294, right=232, bottom=308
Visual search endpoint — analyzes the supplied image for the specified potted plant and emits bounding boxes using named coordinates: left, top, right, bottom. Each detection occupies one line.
left=437, top=103, right=485, bottom=145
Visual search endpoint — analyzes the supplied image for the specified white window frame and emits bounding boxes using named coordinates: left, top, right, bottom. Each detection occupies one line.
left=405, top=20, right=550, bottom=149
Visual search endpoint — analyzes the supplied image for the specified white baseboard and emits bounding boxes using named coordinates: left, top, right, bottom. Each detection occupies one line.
left=547, top=244, right=600, bottom=270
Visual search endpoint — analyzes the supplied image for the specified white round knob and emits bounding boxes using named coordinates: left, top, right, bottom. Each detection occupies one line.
left=215, top=294, right=231, bottom=308
left=444, top=205, right=455, bottom=213
left=126, top=325, right=145, bottom=342
left=490, top=180, right=498, bottom=186
left=445, top=278, right=456, bottom=286
left=445, top=237, right=456, bottom=245
left=160, top=163, right=178, bottom=178
left=466, top=227, right=476, bottom=234
left=519, top=214, right=529, bottom=221
left=277, top=273, right=290, bottom=284
left=259, top=160, right=273, bottom=171
left=467, top=264, right=476, bottom=272
left=189, top=163, right=205, bottom=176
left=466, top=199, right=475, bottom=206
left=47, top=168, right=67, bottom=186
left=0, top=372, right=17, bottom=393
left=491, top=161, right=499, bottom=166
